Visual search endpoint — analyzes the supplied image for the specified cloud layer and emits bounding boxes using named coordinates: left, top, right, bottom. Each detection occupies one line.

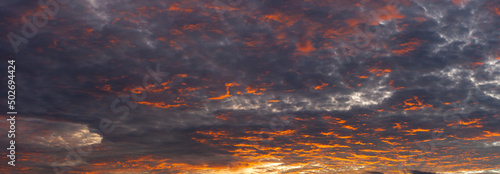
left=1, top=0, right=499, bottom=173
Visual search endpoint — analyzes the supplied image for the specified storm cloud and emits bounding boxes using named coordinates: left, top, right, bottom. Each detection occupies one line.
left=1, top=0, right=499, bottom=173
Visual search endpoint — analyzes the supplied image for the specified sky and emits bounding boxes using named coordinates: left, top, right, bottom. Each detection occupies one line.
left=0, top=0, right=499, bottom=173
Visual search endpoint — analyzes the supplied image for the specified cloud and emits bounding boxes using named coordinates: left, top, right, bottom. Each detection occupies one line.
left=1, top=0, right=499, bottom=173
left=411, top=170, right=436, bottom=174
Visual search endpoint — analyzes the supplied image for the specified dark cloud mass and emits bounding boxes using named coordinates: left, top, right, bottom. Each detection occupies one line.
left=0, top=0, right=499, bottom=173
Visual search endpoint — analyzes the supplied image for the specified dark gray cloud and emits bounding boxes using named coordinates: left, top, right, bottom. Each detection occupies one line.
left=1, top=0, right=499, bottom=173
